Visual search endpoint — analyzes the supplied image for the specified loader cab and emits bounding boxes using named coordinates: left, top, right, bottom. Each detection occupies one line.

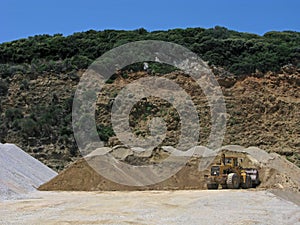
left=210, top=156, right=240, bottom=177
left=221, top=155, right=239, bottom=167
left=218, top=156, right=241, bottom=176
left=225, top=157, right=238, bottom=167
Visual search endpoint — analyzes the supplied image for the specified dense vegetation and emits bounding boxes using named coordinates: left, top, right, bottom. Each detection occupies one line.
left=0, top=26, right=299, bottom=78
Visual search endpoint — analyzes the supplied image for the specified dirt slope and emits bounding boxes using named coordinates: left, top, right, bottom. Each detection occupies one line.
left=1, top=66, right=299, bottom=170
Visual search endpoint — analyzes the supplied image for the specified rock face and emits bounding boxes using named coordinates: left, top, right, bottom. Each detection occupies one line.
left=0, top=67, right=299, bottom=171
left=0, top=143, right=57, bottom=200
left=38, top=145, right=300, bottom=192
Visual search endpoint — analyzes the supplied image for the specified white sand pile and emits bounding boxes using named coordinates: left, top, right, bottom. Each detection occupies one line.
left=0, top=143, right=57, bottom=200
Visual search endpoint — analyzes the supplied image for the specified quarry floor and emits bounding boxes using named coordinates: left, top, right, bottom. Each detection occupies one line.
left=0, top=190, right=299, bottom=225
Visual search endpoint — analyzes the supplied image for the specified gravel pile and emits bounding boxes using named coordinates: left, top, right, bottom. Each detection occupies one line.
left=0, top=143, right=57, bottom=200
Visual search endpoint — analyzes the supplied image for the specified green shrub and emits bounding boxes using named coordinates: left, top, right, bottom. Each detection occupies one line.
left=20, top=79, right=29, bottom=90
left=0, top=79, right=8, bottom=96
left=20, top=118, right=38, bottom=136
left=5, top=107, right=23, bottom=122
left=97, top=125, right=115, bottom=142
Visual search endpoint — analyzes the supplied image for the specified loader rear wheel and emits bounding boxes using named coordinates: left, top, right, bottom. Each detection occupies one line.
left=241, top=175, right=252, bottom=189
left=227, top=173, right=240, bottom=189
left=207, top=183, right=218, bottom=190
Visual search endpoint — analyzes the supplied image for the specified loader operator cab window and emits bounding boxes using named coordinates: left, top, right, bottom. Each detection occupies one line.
left=233, top=158, right=238, bottom=167
left=224, top=158, right=238, bottom=166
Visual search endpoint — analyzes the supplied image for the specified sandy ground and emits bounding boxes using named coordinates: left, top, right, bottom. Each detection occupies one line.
left=0, top=190, right=299, bottom=225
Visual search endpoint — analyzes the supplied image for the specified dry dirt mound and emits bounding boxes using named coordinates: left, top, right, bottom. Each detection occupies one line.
left=0, top=143, right=57, bottom=200
left=39, top=146, right=208, bottom=191
left=39, top=145, right=300, bottom=192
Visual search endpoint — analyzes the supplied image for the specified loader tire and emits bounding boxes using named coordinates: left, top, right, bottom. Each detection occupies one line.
left=207, top=183, right=218, bottom=190
left=241, top=175, right=252, bottom=189
left=227, top=173, right=240, bottom=189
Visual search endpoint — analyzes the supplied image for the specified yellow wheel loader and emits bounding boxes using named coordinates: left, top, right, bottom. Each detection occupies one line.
left=206, top=154, right=260, bottom=190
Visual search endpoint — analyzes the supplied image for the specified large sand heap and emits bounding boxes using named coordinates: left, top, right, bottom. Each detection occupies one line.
left=0, top=143, right=57, bottom=200
left=39, top=145, right=300, bottom=192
